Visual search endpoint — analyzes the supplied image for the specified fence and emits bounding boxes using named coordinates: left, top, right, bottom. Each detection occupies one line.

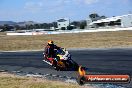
left=6, top=27, right=132, bottom=35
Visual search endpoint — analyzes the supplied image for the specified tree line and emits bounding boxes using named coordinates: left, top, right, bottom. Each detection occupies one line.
left=0, top=13, right=106, bottom=32
left=0, top=21, right=87, bottom=31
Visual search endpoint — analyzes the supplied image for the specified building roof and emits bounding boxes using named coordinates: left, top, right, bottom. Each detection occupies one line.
left=89, top=14, right=132, bottom=25
left=57, top=19, right=67, bottom=22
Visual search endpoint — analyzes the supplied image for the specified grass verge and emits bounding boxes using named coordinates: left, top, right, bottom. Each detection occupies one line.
left=0, top=72, right=80, bottom=88
left=0, top=31, right=132, bottom=51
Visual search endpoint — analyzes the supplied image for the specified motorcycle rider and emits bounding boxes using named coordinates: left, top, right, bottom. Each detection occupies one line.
left=44, top=40, right=79, bottom=71
left=44, top=40, right=60, bottom=62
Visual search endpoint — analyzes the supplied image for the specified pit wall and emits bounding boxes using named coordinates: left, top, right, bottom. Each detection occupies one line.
left=6, top=27, right=132, bottom=35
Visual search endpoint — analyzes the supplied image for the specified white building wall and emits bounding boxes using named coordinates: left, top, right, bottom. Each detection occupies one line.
left=121, top=14, right=132, bottom=27
left=57, top=18, right=70, bottom=30
left=88, top=14, right=132, bottom=28
left=86, top=18, right=92, bottom=29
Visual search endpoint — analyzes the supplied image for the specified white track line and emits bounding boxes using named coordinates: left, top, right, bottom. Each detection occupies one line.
left=0, top=50, right=43, bottom=53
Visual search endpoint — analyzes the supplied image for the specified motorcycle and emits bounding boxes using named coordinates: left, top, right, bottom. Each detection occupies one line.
left=43, top=48, right=79, bottom=71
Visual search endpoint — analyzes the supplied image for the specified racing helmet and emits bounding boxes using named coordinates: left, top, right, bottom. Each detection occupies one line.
left=48, top=40, right=54, bottom=45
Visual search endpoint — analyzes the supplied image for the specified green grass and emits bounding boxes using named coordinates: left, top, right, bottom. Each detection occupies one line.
left=0, top=31, right=132, bottom=51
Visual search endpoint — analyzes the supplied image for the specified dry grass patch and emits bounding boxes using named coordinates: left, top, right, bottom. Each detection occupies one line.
left=0, top=72, right=80, bottom=88
left=0, top=31, right=132, bottom=51
left=0, top=32, right=6, bottom=36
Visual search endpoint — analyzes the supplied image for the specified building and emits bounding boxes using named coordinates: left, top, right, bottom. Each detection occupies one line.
left=86, top=19, right=92, bottom=29
left=88, top=14, right=132, bottom=28
left=0, top=29, right=3, bottom=32
left=57, top=18, right=70, bottom=30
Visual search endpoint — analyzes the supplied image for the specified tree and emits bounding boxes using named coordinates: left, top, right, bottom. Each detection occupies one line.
left=61, top=27, right=66, bottom=30
left=80, top=21, right=87, bottom=29
left=14, top=25, right=21, bottom=30
left=52, top=22, right=57, bottom=28
left=89, top=13, right=99, bottom=18
left=26, top=24, right=34, bottom=30
left=34, top=24, right=40, bottom=29
left=67, top=26, right=74, bottom=30
left=2, top=24, right=14, bottom=31
left=70, top=21, right=80, bottom=28
left=89, top=13, right=107, bottom=21
left=41, top=23, right=50, bottom=29
left=100, top=15, right=107, bottom=19
left=89, top=13, right=100, bottom=21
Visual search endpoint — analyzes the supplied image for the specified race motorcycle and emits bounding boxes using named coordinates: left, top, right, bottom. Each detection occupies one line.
left=43, top=48, right=79, bottom=71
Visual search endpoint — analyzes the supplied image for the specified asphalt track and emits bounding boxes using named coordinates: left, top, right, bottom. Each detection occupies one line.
left=0, top=48, right=132, bottom=87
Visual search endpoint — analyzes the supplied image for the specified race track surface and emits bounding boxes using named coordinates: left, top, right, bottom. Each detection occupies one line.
left=0, top=48, right=132, bottom=87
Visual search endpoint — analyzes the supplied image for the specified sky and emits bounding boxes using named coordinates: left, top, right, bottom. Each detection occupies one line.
left=0, top=0, right=132, bottom=23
